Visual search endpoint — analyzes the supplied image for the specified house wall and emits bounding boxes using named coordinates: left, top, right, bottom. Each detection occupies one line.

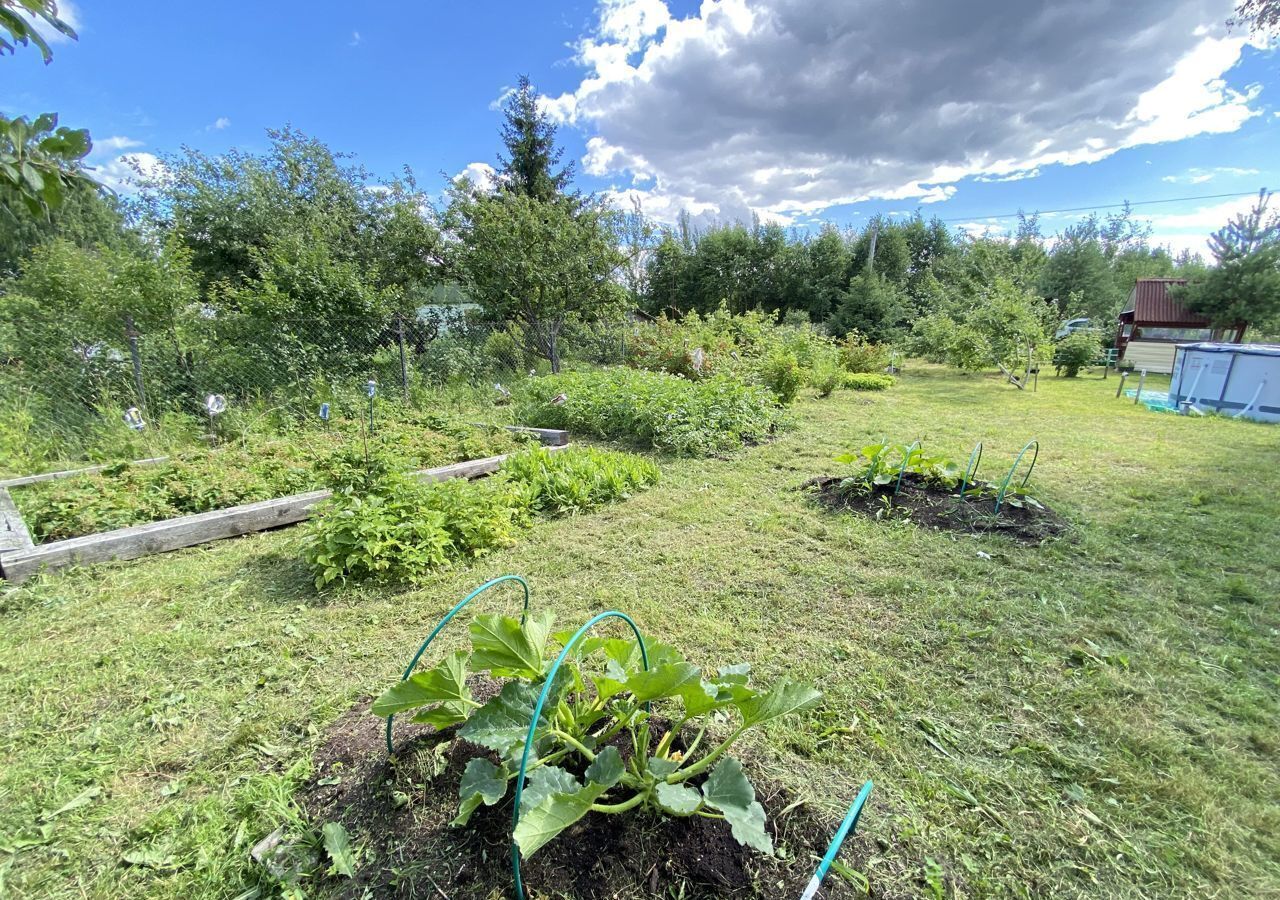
left=1120, top=340, right=1177, bottom=374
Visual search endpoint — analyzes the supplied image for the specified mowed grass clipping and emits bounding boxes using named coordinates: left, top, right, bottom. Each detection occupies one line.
left=1, top=365, right=1277, bottom=899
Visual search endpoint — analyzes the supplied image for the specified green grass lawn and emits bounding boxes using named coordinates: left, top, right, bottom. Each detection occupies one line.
left=1, top=365, right=1277, bottom=899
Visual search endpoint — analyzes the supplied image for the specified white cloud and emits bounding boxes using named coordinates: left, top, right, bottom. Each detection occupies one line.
left=94, top=135, right=143, bottom=153
left=554, top=0, right=1266, bottom=224
left=1147, top=193, right=1263, bottom=256
left=349, top=31, right=361, bottom=46
left=94, top=152, right=163, bottom=194
left=1162, top=165, right=1261, bottom=184
left=207, top=116, right=231, bottom=131
left=454, top=161, right=498, bottom=192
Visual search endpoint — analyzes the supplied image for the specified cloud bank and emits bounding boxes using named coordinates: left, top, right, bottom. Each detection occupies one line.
left=550, top=0, right=1266, bottom=224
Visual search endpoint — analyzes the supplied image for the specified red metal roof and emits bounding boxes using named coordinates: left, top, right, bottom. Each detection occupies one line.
left=1122, top=278, right=1208, bottom=326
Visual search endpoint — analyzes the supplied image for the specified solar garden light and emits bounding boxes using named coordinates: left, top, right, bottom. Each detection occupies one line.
left=123, top=407, right=146, bottom=432
left=204, top=393, right=227, bottom=444
left=319, top=402, right=331, bottom=433
left=366, top=379, right=377, bottom=435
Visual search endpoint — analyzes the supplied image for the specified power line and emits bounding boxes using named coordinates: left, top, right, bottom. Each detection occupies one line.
left=937, top=189, right=1266, bottom=223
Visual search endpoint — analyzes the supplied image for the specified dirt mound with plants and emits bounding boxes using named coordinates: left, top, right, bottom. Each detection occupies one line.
left=297, top=698, right=873, bottom=900
left=805, top=474, right=1068, bottom=543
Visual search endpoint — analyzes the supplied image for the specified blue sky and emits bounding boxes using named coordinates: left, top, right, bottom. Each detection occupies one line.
left=5, top=0, right=1278, bottom=256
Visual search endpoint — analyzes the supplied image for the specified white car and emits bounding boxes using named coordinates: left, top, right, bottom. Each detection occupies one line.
left=1054, top=317, right=1091, bottom=339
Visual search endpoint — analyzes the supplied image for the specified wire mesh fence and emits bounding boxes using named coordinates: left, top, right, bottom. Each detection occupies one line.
left=0, top=305, right=629, bottom=471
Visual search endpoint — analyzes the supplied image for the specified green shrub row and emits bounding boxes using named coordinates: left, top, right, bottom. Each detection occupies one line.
left=511, top=367, right=785, bottom=456
left=623, top=307, right=892, bottom=403
left=303, top=446, right=659, bottom=587
left=842, top=373, right=895, bottom=391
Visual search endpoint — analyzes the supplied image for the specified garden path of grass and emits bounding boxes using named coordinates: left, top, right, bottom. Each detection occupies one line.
left=1, top=365, right=1277, bottom=899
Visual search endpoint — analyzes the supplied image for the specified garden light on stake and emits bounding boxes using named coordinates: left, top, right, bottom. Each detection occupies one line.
left=123, top=407, right=145, bottom=431
left=366, top=379, right=377, bottom=435
left=318, top=402, right=330, bottom=433
left=204, top=394, right=226, bottom=444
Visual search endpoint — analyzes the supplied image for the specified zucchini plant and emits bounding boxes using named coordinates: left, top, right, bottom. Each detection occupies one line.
left=371, top=613, right=820, bottom=858
left=834, top=441, right=1042, bottom=508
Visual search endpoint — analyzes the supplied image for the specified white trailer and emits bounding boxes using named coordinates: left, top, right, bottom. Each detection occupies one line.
left=1170, top=342, right=1280, bottom=423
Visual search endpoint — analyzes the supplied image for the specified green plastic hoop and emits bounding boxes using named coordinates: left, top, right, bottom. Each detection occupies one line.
left=959, top=441, right=983, bottom=497
left=510, top=610, right=650, bottom=900
left=384, top=574, right=530, bottom=755
left=995, top=439, right=1039, bottom=513
left=893, top=441, right=922, bottom=498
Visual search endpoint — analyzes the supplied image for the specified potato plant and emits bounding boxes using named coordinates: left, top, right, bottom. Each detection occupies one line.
left=372, top=613, right=820, bottom=859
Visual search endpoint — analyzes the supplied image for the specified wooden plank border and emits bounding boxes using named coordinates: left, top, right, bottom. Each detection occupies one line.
left=0, top=488, right=35, bottom=553
left=0, top=443, right=570, bottom=585
left=0, top=457, right=170, bottom=490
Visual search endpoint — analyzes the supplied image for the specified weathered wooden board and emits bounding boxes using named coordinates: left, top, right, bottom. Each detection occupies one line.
left=0, top=488, right=35, bottom=553
left=0, top=443, right=569, bottom=584
left=0, top=456, right=170, bottom=490
left=503, top=426, right=570, bottom=446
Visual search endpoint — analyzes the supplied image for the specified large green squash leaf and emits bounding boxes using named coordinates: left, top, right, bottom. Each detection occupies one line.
left=458, top=681, right=547, bottom=760
left=513, top=782, right=607, bottom=858
left=702, top=757, right=772, bottom=854
left=470, top=611, right=553, bottom=678
left=520, top=765, right=580, bottom=813
left=655, top=781, right=702, bottom=815
left=626, top=662, right=702, bottom=703
left=736, top=679, right=821, bottom=729
left=371, top=651, right=472, bottom=717
left=452, top=758, right=510, bottom=826
left=584, top=746, right=625, bottom=787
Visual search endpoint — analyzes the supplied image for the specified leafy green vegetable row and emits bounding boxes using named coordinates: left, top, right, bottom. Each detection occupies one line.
left=836, top=441, right=1042, bottom=508
left=303, top=446, right=659, bottom=587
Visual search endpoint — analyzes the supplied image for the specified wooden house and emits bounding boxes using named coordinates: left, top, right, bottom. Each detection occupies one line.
left=1115, top=278, right=1245, bottom=374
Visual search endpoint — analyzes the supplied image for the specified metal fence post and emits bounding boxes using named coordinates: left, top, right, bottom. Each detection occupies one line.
left=124, top=313, right=147, bottom=412
left=396, top=313, right=410, bottom=402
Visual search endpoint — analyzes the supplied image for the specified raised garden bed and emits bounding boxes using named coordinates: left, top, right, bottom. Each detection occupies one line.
left=0, top=432, right=568, bottom=584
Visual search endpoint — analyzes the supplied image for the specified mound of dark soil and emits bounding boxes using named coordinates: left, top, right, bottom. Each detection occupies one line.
left=804, top=474, right=1068, bottom=543
left=298, top=698, right=875, bottom=899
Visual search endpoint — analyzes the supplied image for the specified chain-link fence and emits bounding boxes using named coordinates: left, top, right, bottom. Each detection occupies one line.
left=0, top=306, right=629, bottom=470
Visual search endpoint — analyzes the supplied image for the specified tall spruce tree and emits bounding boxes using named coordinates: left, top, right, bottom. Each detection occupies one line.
left=497, top=75, right=574, bottom=202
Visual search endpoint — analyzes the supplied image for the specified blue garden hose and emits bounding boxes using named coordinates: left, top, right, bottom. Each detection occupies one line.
left=384, top=574, right=530, bottom=755
left=802, top=780, right=874, bottom=900
left=511, top=610, right=650, bottom=900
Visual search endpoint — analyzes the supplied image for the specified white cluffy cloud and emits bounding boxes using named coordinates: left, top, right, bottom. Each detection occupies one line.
left=207, top=116, right=231, bottom=131
left=86, top=136, right=164, bottom=193
left=551, top=0, right=1268, bottom=225
left=1162, top=165, right=1261, bottom=184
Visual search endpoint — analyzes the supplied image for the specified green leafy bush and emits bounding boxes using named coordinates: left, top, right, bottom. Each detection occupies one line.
left=1052, top=329, right=1103, bottom=377
left=808, top=359, right=843, bottom=398
left=371, top=612, right=820, bottom=860
left=512, top=368, right=784, bottom=456
left=842, top=373, right=895, bottom=391
left=760, top=350, right=803, bottom=404
left=837, top=330, right=891, bottom=374
left=303, top=446, right=659, bottom=586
